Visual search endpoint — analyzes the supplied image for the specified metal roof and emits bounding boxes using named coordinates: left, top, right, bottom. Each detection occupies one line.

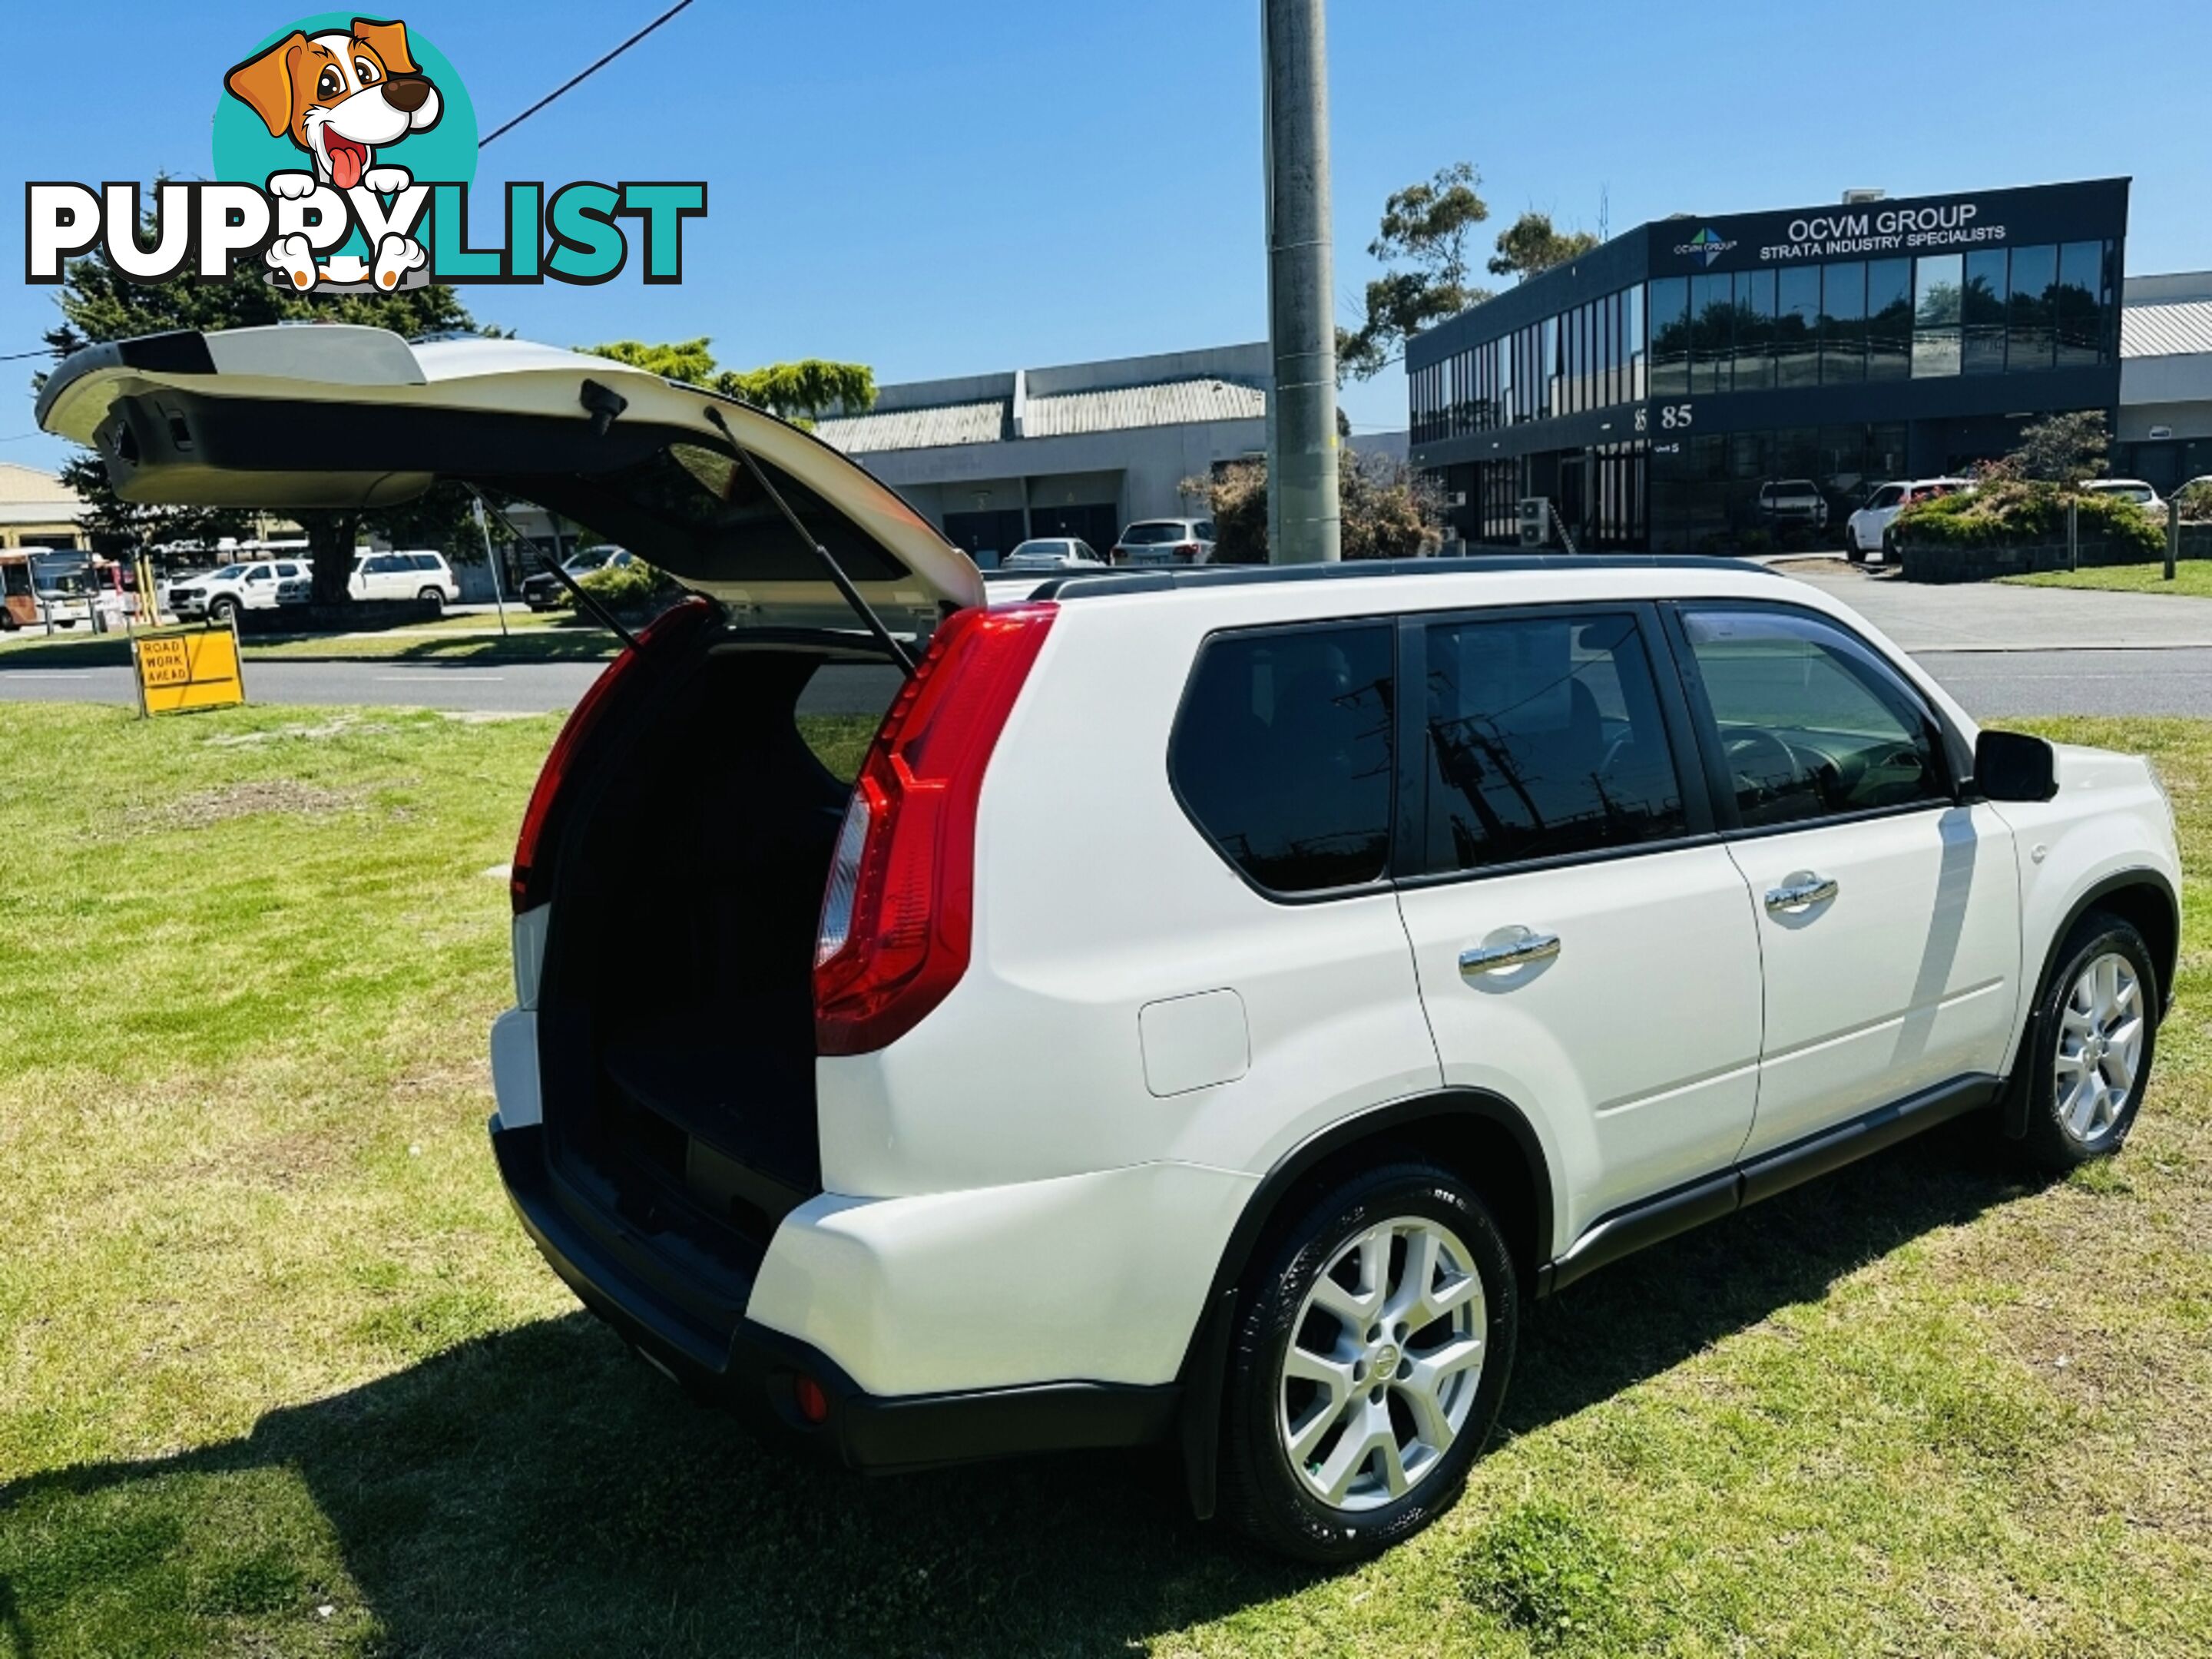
left=814, top=376, right=1267, bottom=455
left=813, top=399, right=1007, bottom=455
left=1025, top=377, right=1266, bottom=437
left=2121, top=300, right=2212, bottom=360
left=0, top=462, right=80, bottom=506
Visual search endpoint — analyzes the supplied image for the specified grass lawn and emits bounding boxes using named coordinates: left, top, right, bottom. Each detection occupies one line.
left=2002, top=561, right=2212, bottom=597
left=2, top=704, right=2209, bottom=1656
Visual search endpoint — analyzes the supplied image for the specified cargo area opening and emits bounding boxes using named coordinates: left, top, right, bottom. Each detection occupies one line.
left=534, top=634, right=896, bottom=1281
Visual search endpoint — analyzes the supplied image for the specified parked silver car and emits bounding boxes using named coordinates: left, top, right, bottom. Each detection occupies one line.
left=1111, top=518, right=1218, bottom=566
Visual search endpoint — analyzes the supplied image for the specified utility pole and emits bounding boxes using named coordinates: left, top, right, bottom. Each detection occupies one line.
left=1262, top=0, right=1340, bottom=564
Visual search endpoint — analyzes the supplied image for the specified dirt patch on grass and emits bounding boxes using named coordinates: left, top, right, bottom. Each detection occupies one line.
left=134, top=780, right=366, bottom=829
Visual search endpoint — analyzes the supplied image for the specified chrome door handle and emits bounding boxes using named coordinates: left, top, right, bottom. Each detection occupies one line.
left=1764, top=873, right=1839, bottom=912
left=1459, top=929, right=1561, bottom=978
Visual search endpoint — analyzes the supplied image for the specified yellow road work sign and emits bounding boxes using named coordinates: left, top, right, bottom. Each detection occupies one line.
left=134, top=624, right=246, bottom=715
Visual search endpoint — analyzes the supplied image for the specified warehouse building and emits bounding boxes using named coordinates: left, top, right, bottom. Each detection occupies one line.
left=813, top=344, right=1269, bottom=561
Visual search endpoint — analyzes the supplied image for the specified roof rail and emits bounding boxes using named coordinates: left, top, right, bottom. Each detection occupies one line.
left=1026, top=553, right=1781, bottom=601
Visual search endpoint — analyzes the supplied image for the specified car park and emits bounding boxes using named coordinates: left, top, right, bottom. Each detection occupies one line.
left=521, top=545, right=634, bottom=610
left=1112, top=518, right=1218, bottom=565
left=352, top=549, right=461, bottom=611
left=36, top=324, right=2184, bottom=1565
left=1843, top=478, right=1972, bottom=563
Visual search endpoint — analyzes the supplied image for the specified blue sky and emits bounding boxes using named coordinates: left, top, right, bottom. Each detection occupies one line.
left=8, top=0, right=2212, bottom=474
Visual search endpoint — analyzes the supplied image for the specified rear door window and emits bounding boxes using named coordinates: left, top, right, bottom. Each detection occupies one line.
left=1173, top=623, right=1394, bottom=894
left=1422, top=612, right=1689, bottom=873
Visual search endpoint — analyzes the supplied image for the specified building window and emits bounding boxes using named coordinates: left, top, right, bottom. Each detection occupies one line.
left=2007, top=244, right=2057, bottom=371
left=1962, top=249, right=2008, bottom=374
left=1732, top=269, right=1775, bottom=391
left=1689, top=272, right=1730, bottom=395
left=2055, top=240, right=2107, bottom=368
left=1625, top=285, right=1645, bottom=402
left=1821, top=261, right=1866, bottom=383
left=1912, top=253, right=1963, bottom=376
left=1648, top=277, right=1690, bottom=398
left=1867, top=257, right=1912, bottom=380
left=1776, top=264, right=1820, bottom=388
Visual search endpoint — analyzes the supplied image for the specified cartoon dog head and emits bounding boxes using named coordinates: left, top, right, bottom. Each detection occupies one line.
left=226, top=18, right=442, bottom=191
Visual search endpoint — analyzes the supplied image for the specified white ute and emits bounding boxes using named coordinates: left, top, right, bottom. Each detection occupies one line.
left=38, top=325, right=2184, bottom=1563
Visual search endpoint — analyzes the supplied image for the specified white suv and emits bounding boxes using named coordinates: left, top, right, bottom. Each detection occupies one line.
left=1844, top=478, right=1971, bottom=563
left=37, top=326, right=2184, bottom=1564
left=352, top=549, right=460, bottom=611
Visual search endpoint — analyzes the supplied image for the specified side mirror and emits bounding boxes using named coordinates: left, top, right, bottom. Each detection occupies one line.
left=1974, top=729, right=2058, bottom=802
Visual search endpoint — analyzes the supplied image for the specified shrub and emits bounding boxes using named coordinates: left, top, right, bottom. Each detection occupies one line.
left=1181, top=450, right=1443, bottom=564
left=1895, top=481, right=2164, bottom=558
left=576, top=558, right=667, bottom=606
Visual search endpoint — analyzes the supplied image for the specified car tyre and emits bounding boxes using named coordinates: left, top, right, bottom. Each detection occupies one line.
left=2017, top=912, right=2157, bottom=1173
left=417, top=586, right=445, bottom=615
left=208, top=597, right=239, bottom=625
left=1843, top=528, right=1863, bottom=563
left=1219, top=1161, right=1517, bottom=1565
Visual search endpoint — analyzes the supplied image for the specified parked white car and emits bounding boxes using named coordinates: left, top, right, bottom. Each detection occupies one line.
left=998, top=537, right=1106, bottom=571
left=2084, top=478, right=2167, bottom=522
left=1843, top=478, right=1972, bottom=564
left=1756, top=478, right=1830, bottom=534
left=36, top=326, right=2185, bottom=1565
left=1112, top=518, right=1218, bottom=565
left=351, top=549, right=460, bottom=611
left=165, top=556, right=313, bottom=623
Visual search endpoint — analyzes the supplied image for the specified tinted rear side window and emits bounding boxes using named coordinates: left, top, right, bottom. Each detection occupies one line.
left=1424, top=612, right=1687, bottom=872
left=1173, top=624, right=1394, bottom=894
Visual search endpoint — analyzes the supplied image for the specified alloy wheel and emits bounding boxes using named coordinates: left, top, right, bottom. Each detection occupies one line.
left=1277, top=1215, right=1486, bottom=1512
left=2054, top=949, right=2145, bottom=1143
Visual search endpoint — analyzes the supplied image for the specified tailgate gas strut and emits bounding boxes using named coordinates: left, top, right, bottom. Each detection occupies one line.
left=702, top=404, right=918, bottom=677
left=465, top=485, right=641, bottom=653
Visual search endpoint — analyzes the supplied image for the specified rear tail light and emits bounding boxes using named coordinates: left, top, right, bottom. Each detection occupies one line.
left=1172, top=542, right=1200, bottom=562
left=813, top=602, right=1058, bottom=1056
left=509, top=596, right=713, bottom=915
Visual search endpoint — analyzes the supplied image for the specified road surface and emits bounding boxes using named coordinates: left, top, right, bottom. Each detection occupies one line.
left=8, top=569, right=2212, bottom=720
left=0, top=657, right=905, bottom=717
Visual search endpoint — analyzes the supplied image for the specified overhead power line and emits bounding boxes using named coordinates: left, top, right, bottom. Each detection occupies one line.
left=478, top=0, right=699, bottom=148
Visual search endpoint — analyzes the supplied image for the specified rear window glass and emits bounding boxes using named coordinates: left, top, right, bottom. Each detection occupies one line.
left=1424, top=613, right=1687, bottom=872
left=519, top=447, right=907, bottom=584
left=1172, top=624, right=1394, bottom=894
left=1122, top=524, right=1185, bottom=544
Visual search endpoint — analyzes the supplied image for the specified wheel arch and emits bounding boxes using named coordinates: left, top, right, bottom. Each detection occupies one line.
left=1174, top=1088, right=1555, bottom=1519
left=2002, top=868, right=2179, bottom=1137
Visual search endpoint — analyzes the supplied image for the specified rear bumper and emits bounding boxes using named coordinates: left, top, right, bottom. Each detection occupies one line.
left=490, top=1119, right=1180, bottom=1471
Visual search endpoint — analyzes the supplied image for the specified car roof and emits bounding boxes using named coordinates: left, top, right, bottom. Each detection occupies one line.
left=1032, top=554, right=1778, bottom=603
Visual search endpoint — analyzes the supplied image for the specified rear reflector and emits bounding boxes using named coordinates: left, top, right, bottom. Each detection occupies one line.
left=813, top=602, right=1057, bottom=1055
left=793, top=1374, right=830, bottom=1424
left=509, top=596, right=712, bottom=915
